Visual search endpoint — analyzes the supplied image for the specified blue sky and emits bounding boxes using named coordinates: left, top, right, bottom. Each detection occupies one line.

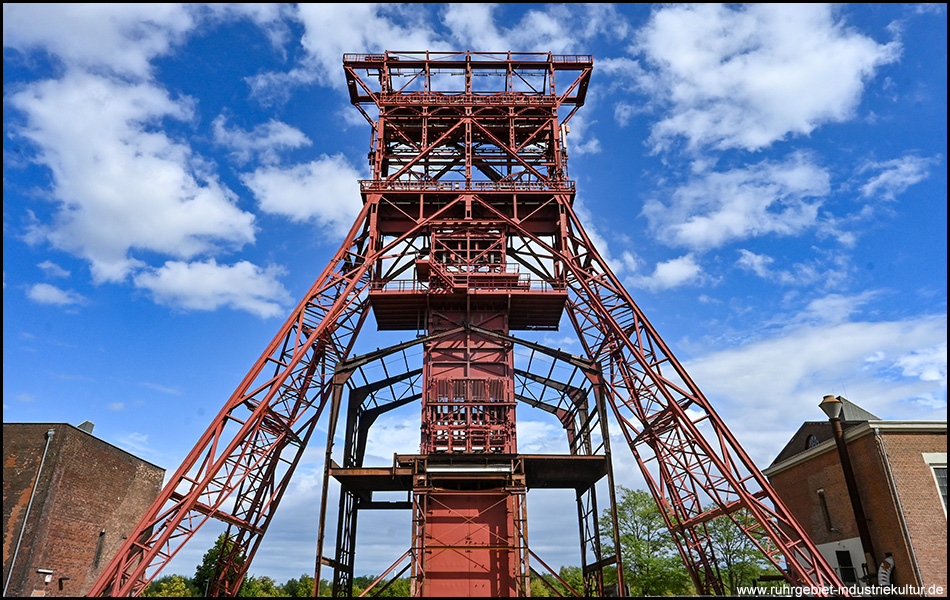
left=3, top=3, right=946, bottom=585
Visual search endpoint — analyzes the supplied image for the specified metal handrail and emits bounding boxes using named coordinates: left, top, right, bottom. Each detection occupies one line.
left=369, top=278, right=567, bottom=293
left=360, top=180, right=575, bottom=192
left=344, top=52, right=592, bottom=64
left=380, top=92, right=555, bottom=105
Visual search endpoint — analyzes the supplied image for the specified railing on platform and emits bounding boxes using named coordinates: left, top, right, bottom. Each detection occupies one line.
left=369, top=277, right=566, bottom=294
left=380, top=92, right=557, bottom=106
left=360, top=180, right=575, bottom=192
left=343, top=52, right=592, bottom=65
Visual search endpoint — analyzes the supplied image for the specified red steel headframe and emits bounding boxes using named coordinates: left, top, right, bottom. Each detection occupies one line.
left=88, top=51, right=848, bottom=597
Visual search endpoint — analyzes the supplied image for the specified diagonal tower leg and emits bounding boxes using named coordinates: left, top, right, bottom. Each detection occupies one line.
left=87, top=202, right=376, bottom=597
left=472, top=193, right=845, bottom=593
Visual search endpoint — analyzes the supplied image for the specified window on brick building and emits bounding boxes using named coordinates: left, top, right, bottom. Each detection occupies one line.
left=93, top=529, right=106, bottom=567
left=923, top=453, right=947, bottom=516
left=817, top=489, right=836, bottom=531
left=933, top=466, right=947, bottom=512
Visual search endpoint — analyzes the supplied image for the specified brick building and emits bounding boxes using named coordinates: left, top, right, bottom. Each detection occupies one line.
left=763, top=398, right=947, bottom=595
left=2, top=422, right=164, bottom=597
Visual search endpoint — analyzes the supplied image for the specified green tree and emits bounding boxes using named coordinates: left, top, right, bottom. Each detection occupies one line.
left=529, top=576, right=553, bottom=597
left=282, top=573, right=316, bottom=597
left=706, top=510, right=783, bottom=594
left=142, top=574, right=194, bottom=597
left=375, top=577, right=411, bottom=597
left=194, top=533, right=245, bottom=596
left=351, top=575, right=411, bottom=597
left=529, top=565, right=584, bottom=597
left=351, top=575, right=374, bottom=597
left=555, top=565, right=584, bottom=596
left=238, top=574, right=287, bottom=597
left=601, top=485, right=694, bottom=596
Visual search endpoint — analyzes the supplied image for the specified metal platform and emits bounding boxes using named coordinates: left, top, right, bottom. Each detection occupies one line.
left=330, top=454, right=607, bottom=494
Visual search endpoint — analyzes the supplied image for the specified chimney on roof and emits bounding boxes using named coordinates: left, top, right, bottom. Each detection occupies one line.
left=77, top=421, right=95, bottom=434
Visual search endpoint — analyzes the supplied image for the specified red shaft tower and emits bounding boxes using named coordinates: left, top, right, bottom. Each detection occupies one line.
left=88, top=52, right=847, bottom=597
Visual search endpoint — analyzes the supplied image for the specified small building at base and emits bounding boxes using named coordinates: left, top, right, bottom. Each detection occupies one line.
left=763, top=398, right=946, bottom=595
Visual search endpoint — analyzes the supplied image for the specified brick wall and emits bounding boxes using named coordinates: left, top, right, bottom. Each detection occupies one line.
left=770, top=442, right=861, bottom=545
left=2, top=423, right=164, bottom=597
left=879, top=432, right=947, bottom=593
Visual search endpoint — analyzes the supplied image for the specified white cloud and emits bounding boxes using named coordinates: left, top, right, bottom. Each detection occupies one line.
left=914, top=4, right=947, bottom=15
left=138, top=381, right=183, bottom=396
left=614, top=102, right=648, bottom=128
left=2, top=4, right=289, bottom=79
left=204, top=4, right=293, bottom=50
left=642, top=153, right=830, bottom=250
left=859, top=155, right=937, bottom=201
left=360, top=414, right=422, bottom=462
left=115, top=432, right=153, bottom=456
left=686, top=313, right=947, bottom=464
left=895, top=344, right=947, bottom=383
left=736, top=249, right=774, bottom=278
left=540, top=335, right=578, bottom=349
left=445, top=4, right=629, bottom=56
left=2, top=4, right=195, bottom=78
left=516, top=418, right=568, bottom=455
left=562, top=111, right=601, bottom=156
left=570, top=197, right=627, bottom=276
left=11, top=72, right=256, bottom=283
left=633, top=4, right=901, bottom=152
left=133, top=259, right=291, bottom=318
left=212, top=116, right=311, bottom=166
left=736, top=249, right=850, bottom=289
left=441, top=4, right=509, bottom=51
left=37, top=260, right=70, bottom=279
left=249, top=3, right=627, bottom=107
left=281, top=4, right=445, bottom=88
left=444, top=4, right=570, bottom=55
left=26, top=282, right=86, bottom=306
left=796, top=291, right=880, bottom=325
left=630, top=253, right=704, bottom=291
left=242, top=154, right=364, bottom=237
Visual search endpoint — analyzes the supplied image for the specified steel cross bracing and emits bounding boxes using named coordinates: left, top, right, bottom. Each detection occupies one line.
left=315, top=325, right=620, bottom=596
left=87, top=51, right=847, bottom=597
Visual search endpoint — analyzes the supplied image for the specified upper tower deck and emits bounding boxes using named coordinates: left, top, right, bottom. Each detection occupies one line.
left=347, top=52, right=592, bottom=330
left=343, top=51, right=592, bottom=109
left=343, top=52, right=592, bottom=206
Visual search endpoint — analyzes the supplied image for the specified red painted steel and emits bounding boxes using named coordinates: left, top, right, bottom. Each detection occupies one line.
left=423, top=307, right=516, bottom=455
left=419, top=492, right=521, bottom=596
left=88, top=51, right=848, bottom=597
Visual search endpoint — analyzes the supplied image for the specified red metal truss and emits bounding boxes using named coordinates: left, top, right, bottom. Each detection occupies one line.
left=88, top=51, right=846, bottom=598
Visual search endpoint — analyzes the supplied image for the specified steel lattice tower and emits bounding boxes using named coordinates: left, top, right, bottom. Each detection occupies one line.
left=88, top=52, right=847, bottom=598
